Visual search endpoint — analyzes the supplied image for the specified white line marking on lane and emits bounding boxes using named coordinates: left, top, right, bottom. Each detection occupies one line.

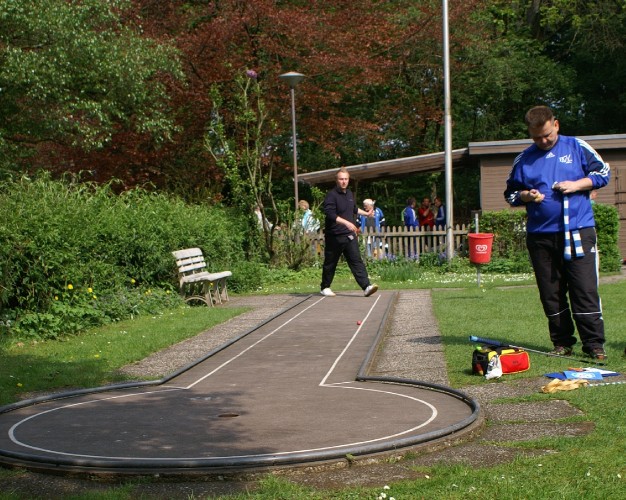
left=185, top=296, right=326, bottom=389
left=319, top=295, right=381, bottom=387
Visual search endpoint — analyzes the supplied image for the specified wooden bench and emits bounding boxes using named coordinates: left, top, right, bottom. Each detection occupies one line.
left=172, top=248, right=232, bottom=306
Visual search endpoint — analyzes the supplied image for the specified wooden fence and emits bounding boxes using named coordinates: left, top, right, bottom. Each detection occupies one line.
left=308, top=225, right=471, bottom=259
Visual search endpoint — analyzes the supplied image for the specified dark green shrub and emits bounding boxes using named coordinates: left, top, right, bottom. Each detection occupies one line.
left=477, top=206, right=621, bottom=273
left=417, top=251, right=442, bottom=269
left=593, top=203, right=622, bottom=272
left=0, top=175, right=246, bottom=340
left=481, top=254, right=532, bottom=273
left=229, top=261, right=269, bottom=293
left=473, top=210, right=527, bottom=259
left=368, top=257, right=423, bottom=282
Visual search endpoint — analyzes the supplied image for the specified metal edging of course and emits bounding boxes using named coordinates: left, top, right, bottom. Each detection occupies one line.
left=0, top=292, right=480, bottom=473
left=354, top=291, right=481, bottom=456
left=0, top=295, right=314, bottom=418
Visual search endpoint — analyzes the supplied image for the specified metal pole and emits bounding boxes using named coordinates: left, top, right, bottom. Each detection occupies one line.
left=442, top=0, right=454, bottom=262
left=279, top=72, right=305, bottom=213
left=290, top=87, right=299, bottom=212
left=474, top=212, right=481, bottom=287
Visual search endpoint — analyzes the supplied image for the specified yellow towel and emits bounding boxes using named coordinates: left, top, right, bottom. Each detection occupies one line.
left=540, top=378, right=589, bottom=393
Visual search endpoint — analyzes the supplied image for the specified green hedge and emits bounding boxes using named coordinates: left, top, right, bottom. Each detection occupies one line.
left=0, top=175, right=246, bottom=340
left=593, top=202, right=622, bottom=272
left=477, top=206, right=622, bottom=273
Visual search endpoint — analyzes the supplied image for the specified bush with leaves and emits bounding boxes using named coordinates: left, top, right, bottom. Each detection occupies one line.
left=205, top=70, right=326, bottom=269
left=476, top=207, right=621, bottom=273
left=0, top=174, right=245, bottom=340
left=593, top=202, right=622, bottom=272
left=0, top=0, right=183, bottom=175
left=472, top=210, right=527, bottom=258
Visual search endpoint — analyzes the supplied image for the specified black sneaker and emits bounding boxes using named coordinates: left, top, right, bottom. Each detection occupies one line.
left=584, top=347, right=607, bottom=361
left=549, top=346, right=573, bottom=356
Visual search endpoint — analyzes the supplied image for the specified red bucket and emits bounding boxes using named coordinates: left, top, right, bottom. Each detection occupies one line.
left=468, top=233, right=494, bottom=264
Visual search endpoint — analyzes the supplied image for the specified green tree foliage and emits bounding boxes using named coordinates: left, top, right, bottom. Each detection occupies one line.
left=533, top=0, right=626, bottom=134
left=449, top=1, right=578, bottom=144
left=1, top=0, right=624, bottom=224
left=463, top=0, right=626, bottom=136
left=0, top=0, right=183, bottom=175
left=205, top=71, right=283, bottom=264
left=205, top=71, right=324, bottom=269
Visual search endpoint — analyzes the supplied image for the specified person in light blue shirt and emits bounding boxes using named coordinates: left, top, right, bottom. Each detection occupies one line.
left=359, top=198, right=385, bottom=258
left=298, top=200, right=320, bottom=234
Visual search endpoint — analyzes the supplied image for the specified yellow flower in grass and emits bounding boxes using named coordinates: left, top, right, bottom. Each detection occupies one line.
left=131, top=278, right=136, bottom=284
left=54, top=296, right=59, bottom=301
left=67, top=284, right=73, bottom=290
left=87, top=287, right=93, bottom=294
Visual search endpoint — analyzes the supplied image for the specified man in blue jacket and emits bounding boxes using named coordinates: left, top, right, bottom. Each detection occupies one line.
left=504, top=106, right=610, bottom=360
left=434, top=197, right=445, bottom=228
left=402, top=197, right=419, bottom=229
left=320, top=167, right=378, bottom=297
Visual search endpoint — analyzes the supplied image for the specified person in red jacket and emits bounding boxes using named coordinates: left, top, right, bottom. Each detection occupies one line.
left=418, top=197, right=435, bottom=229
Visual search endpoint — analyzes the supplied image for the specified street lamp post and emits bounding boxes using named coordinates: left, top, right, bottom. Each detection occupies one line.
left=279, top=71, right=305, bottom=213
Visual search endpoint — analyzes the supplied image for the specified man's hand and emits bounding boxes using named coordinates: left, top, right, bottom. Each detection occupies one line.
left=524, top=189, right=544, bottom=203
left=552, top=179, right=592, bottom=194
left=337, top=216, right=358, bottom=233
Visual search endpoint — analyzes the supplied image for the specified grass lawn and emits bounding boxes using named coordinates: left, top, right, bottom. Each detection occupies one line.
left=0, top=305, right=247, bottom=407
left=0, top=274, right=624, bottom=499
left=433, top=280, right=626, bottom=388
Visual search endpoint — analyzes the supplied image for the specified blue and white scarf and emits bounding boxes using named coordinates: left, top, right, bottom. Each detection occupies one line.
left=563, top=194, right=584, bottom=261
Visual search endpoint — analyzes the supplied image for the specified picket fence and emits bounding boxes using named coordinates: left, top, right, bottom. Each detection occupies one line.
left=307, top=224, right=471, bottom=259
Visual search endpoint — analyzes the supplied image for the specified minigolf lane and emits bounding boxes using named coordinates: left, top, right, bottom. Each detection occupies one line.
left=0, top=292, right=477, bottom=471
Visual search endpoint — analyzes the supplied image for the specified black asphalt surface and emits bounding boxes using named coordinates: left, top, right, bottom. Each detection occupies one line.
left=0, top=291, right=478, bottom=475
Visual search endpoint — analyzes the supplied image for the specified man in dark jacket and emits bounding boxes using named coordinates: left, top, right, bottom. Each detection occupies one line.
left=320, top=167, right=378, bottom=297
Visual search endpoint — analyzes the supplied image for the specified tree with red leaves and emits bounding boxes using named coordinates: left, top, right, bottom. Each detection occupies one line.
left=39, top=1, right=489, bottom=197
left=11, top=0, right=525, bottom=207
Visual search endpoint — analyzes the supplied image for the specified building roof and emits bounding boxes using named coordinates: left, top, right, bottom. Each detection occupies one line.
left=468, top=134, right=626, bottom=156
left=298, top=148, right=473, bottom=185
left=298, top=134, right=626, bottom=186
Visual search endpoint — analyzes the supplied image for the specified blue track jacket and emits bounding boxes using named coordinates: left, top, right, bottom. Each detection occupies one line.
left=402, top=206, right=419, bottom=229
left=504, top=135, right=610, bottom=233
